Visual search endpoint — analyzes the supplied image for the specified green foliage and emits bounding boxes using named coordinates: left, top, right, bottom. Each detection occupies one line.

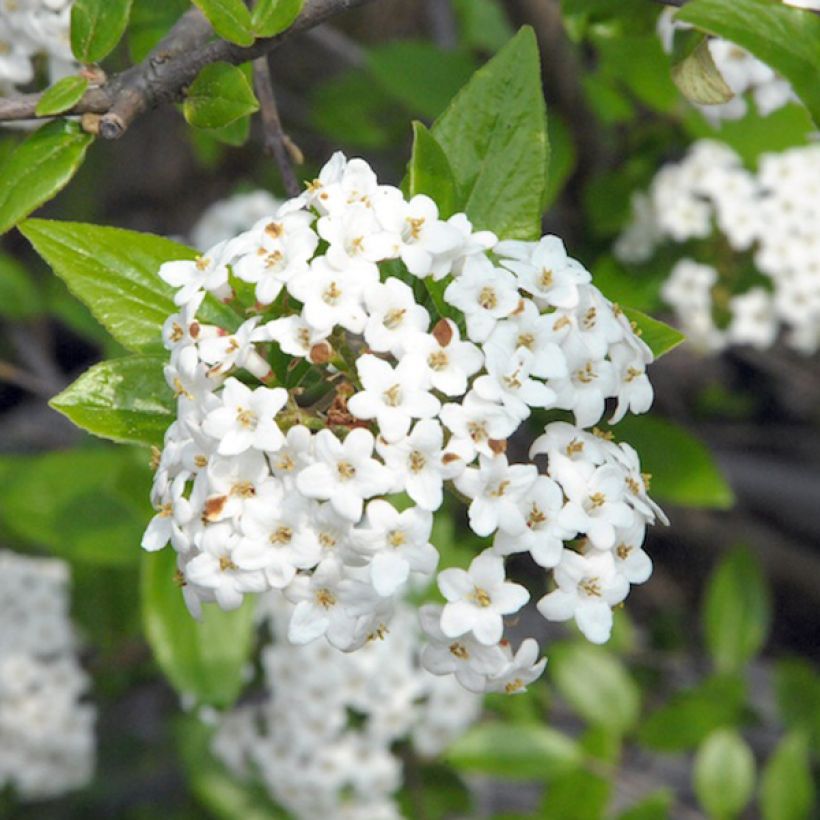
left=638, top=674, right=747, bottom=752
left=773, top=658, right=820, bottom=750
left=128, top=0, right=189, bottom=62
left=432, top=27, right=549, bottom=240
left=252, top=0, right=304, bottom=37
left=183, top=62, right=260, bottom=130
left=453, top=0, right=513, bottom=52
left=398, top=764, right=472, bottom=818
left=51, top=356, right=173, bottom=447
left=141, top=548, right=257, bottom=708
left=617, top=792, right=673, bottom=820
left=541, top=768, right=611, bottom=819
left=622, top=307, right=684, bottom=358
left=20, top=219, right=236, bottom=353
left=0, top=448, right=150, bottom=566
left=191, top=0, right=255, bottom=46
left=71, top=0, right=133, bottom=62
left=544, top=115, right=577, bottom=210
left=608, top=415, right=734, bottom=509
left=446, top=721, right=583, bottom=780
left=405, top=122, right=457, bottom=219
left=367, top=42, right=478, bottom=121
left=549, top=643, right=641, bottom=736
left=670, top=33, right=734, bottom=106
left=703, top=547, right=771, bottom=674
left=0, top=251, right=41, bottom=318
left=693, top=728, right=756, bottom=819
left=759, top=731, right=815, bottom=820
left=592, top=257, right=663, bottom=314
left=677, top=0, right=820, bottom=125
left=0, top=121, right=93, bottom=236
left=35, top=76, right=90, bottom=117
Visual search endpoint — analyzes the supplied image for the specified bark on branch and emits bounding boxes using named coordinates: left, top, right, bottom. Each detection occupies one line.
left=0, top=0, right=379, bottom=138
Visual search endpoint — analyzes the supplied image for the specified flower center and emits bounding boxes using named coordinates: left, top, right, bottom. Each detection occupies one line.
left=589, top=492, right=606, bottom=508
left=470, top=587, right=492, bottom=607
left=407, top=216, right=425, bottom=240
left=235, top=407, right=257, bottom=429
left=579, top=578, right=602, bottom=598
left=478, top=286, right=498, bottom=310
left=382, top=384, right=402, bottom=407
left=409, top=450, right=426, bottom=473
left=488, top=480, right=510, bottom=498
left=169, top=322, right=184, bottom=342
left=315, top=588, right=336, bottom=609
left=616, top=543, right=632, bottom=561
left=276, top=454, right=296, bottom=472
left=388, top=530, right=406, bottom=548
left=566, top=439, right=584, bottom=456
left=527, top=503, right=546, bottom=528
left=383, top=308, right=406, bottom=329
left=322, top=281, right=342, bottom=305
left=270, top=526, right=293, bottom=545
left=231, top=481, right=256, bottom=498
left=427, top=350, right=449, bottom=370
left=575, top=362, right=597, bottom=384
left=219, top=556, right=237, bottom=572
left=625, top=366, right=643, bottom=383
left=265, top=221, right=284, bottom=238
left=505, top=678, right=525, bottom=694
left=449, top=642, right=469, bottom=660
left=581, top=306, right=597, bottom=330
left=158, top=503, right=173, bottom=518
left=195, top=256, right=211, bottom=271
left=337, top=461, right=356, bottom=481
left=517, top=332, right=535, bottom=350
left=467, top=420, right=488, bottom=442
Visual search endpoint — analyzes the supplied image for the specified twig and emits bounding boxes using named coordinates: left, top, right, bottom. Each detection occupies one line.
left=425, top=0, right=458, bottom=50
left=0, top=359, right=54, bottom=398
left=0, top=0, right=380, bottom=138
left=253, top=57, right=301, bottom=199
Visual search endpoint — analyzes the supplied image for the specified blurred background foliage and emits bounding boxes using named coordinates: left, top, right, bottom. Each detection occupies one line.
left=0, top=0, right=818, bottom=817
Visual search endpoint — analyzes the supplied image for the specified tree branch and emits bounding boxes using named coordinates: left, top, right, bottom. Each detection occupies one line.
left=0, top=0, right=379, bottom=138
left=253, top=56, right=301, bottom=199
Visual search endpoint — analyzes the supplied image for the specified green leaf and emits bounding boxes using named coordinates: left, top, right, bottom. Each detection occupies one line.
left=141, top=548, right=256, bottom=707
left=398, top=765, right=472, bottom=819
left=0, top=120, right=93, bottom=236
left=452, top=0, right=514, bottom=53
left=0, top=448, right=150, bottom=566
left=638, top=674, right=747, bottom=752
left=71, top=0, right=133, bottom=63
left=367, top=42, right=478, bottom=121
left=51, top=356, right=173, bottom=446
left=191, top=0, right=255, bottom=46
left=432, top=26, right=549, bottom=240
left=759, top=732, right=815, bottom=820
left=622, top=307, right=684, bottom=358
left=446, top=722, right=583, bottom=780
left=405, top=121, right=457, bottom=219
left=35, top=76, right=90, bottom=117
left=773, top=658, right=820, bottom=750
left=252, top=0, right=304, bottom=37
left=544, top=115, right=576, bottom=209
left=693, top=729, right=756, bottom=819
left=540, top=768, right=611, bottom=820
left=0, top=251, right=41, bottom=318
left=608, top=415, right=734, bottom=510
left=20, top=218, right=236, bottom=353
left=703, top=547, right=771, bottom=674
left=184, top=62, right=260, bottom=130
left=677, top=0, right=820, bottom=125
left=671, top=32, right=734, bottom=105
left=549, top=643, right=640, bottom=736
left=617, top=792, right=673, bottom=820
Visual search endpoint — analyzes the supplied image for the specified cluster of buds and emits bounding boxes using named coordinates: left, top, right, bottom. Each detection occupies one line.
left=145, top=152, right=665, bottom=694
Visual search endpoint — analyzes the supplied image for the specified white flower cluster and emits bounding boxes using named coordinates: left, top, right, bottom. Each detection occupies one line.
left=0, top=0, right=75, bottom=95
left=210, top=594, right=480, bottom=819
left=190, top=190, right=281, bottom=251
left=145, top=152, right=665, bottom=695
left=0, top=550, right=95, bottom=800
left=658, top=9, right=796, bottom=123
left=616, top=139, right=820, bottom=354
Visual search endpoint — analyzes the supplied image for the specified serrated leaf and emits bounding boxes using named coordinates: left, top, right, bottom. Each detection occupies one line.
left=608, top=415, right=734, bottom=510
left=0, top=448, right=150, bottom=566
left=252, top=0, right=304, bottom=37
left=671, top=33, right=734, bottom=105
left=760, top=732, right=815, bottom=820
left=51, top=356, right=173, bottom=446
left=677, top=0, right=820, bottom=125
left=432, top=26, right=549, bottom=240
left=19, top=218, right=237, bottom=353
left=184, top=62, right=260, bottom=130
left=549, top=643, right=641, bottom=736
left=35, top=76, right=90, bottom=117
left=0, top=251, right=41, bottom=318
left=141, top=548, right=256, bottom=707
left=693, top=729, right=756, bottom=819
left=71, top=0, right=133, bottom=63
left=192, top=0, right=255, bottom=47
left=622, top=306, right=684, bottom=358
left=703, top=547, right=771, bottom=674
left=446, top=722, right=583, bottom=780
left=0, top=121, right=93, bottom=236
left=638, top=674, right=746, bottom=752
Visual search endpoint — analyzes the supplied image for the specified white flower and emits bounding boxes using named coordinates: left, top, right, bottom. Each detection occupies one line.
left=472, top=346, right=555, bottom=419
left=363, top=277, right=430, bottom=355
left=537, top=549, right=628, bottom=644
left=437, top=550, right=529, bottom=645
left=198, top=318, right=271, bottom=379
left=609, top=341, right=654, bottom=424
left=727, top=287, right=778, bottom=349
left=419, top=604, right=508, bottom=693
left=377, top=419, right=468, bottom=511
left=492, top=475, right=572, bottom=568
left=159, top=240, right=234, bottom=306
left=497, top=235, right=591, bottom=309
left=204, top=450, right=278, bottom=523
left=351, top=501, right=438, bottom=596
left=285, top=559, right=353, bottom=645
left=202, top=377, right=288, bottom=455
left=551, top=453, right=635, bottom=551
left=404, top=319, right=483, bottom=396
left=551, top=335, right=616, bottom=428
left=443, top=255, right=519, bottom=342
left=264, top=314, right=331, bottom=358
left=612, top=520, right=653, bottom=585
left=296, top=428, right=393, bottom=522
left=439, top=391, right=520, bottom=460
left=529, top=421, right=609, bottom=465
left=486, top=638, right=547, bottom=694
left=347, top=354, right=440, bottom=443
left=455, top=454, right=538, bottom=537
left=142, top=474, right=198, bottom=553
left=268, top=424, right=314, bottom=484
